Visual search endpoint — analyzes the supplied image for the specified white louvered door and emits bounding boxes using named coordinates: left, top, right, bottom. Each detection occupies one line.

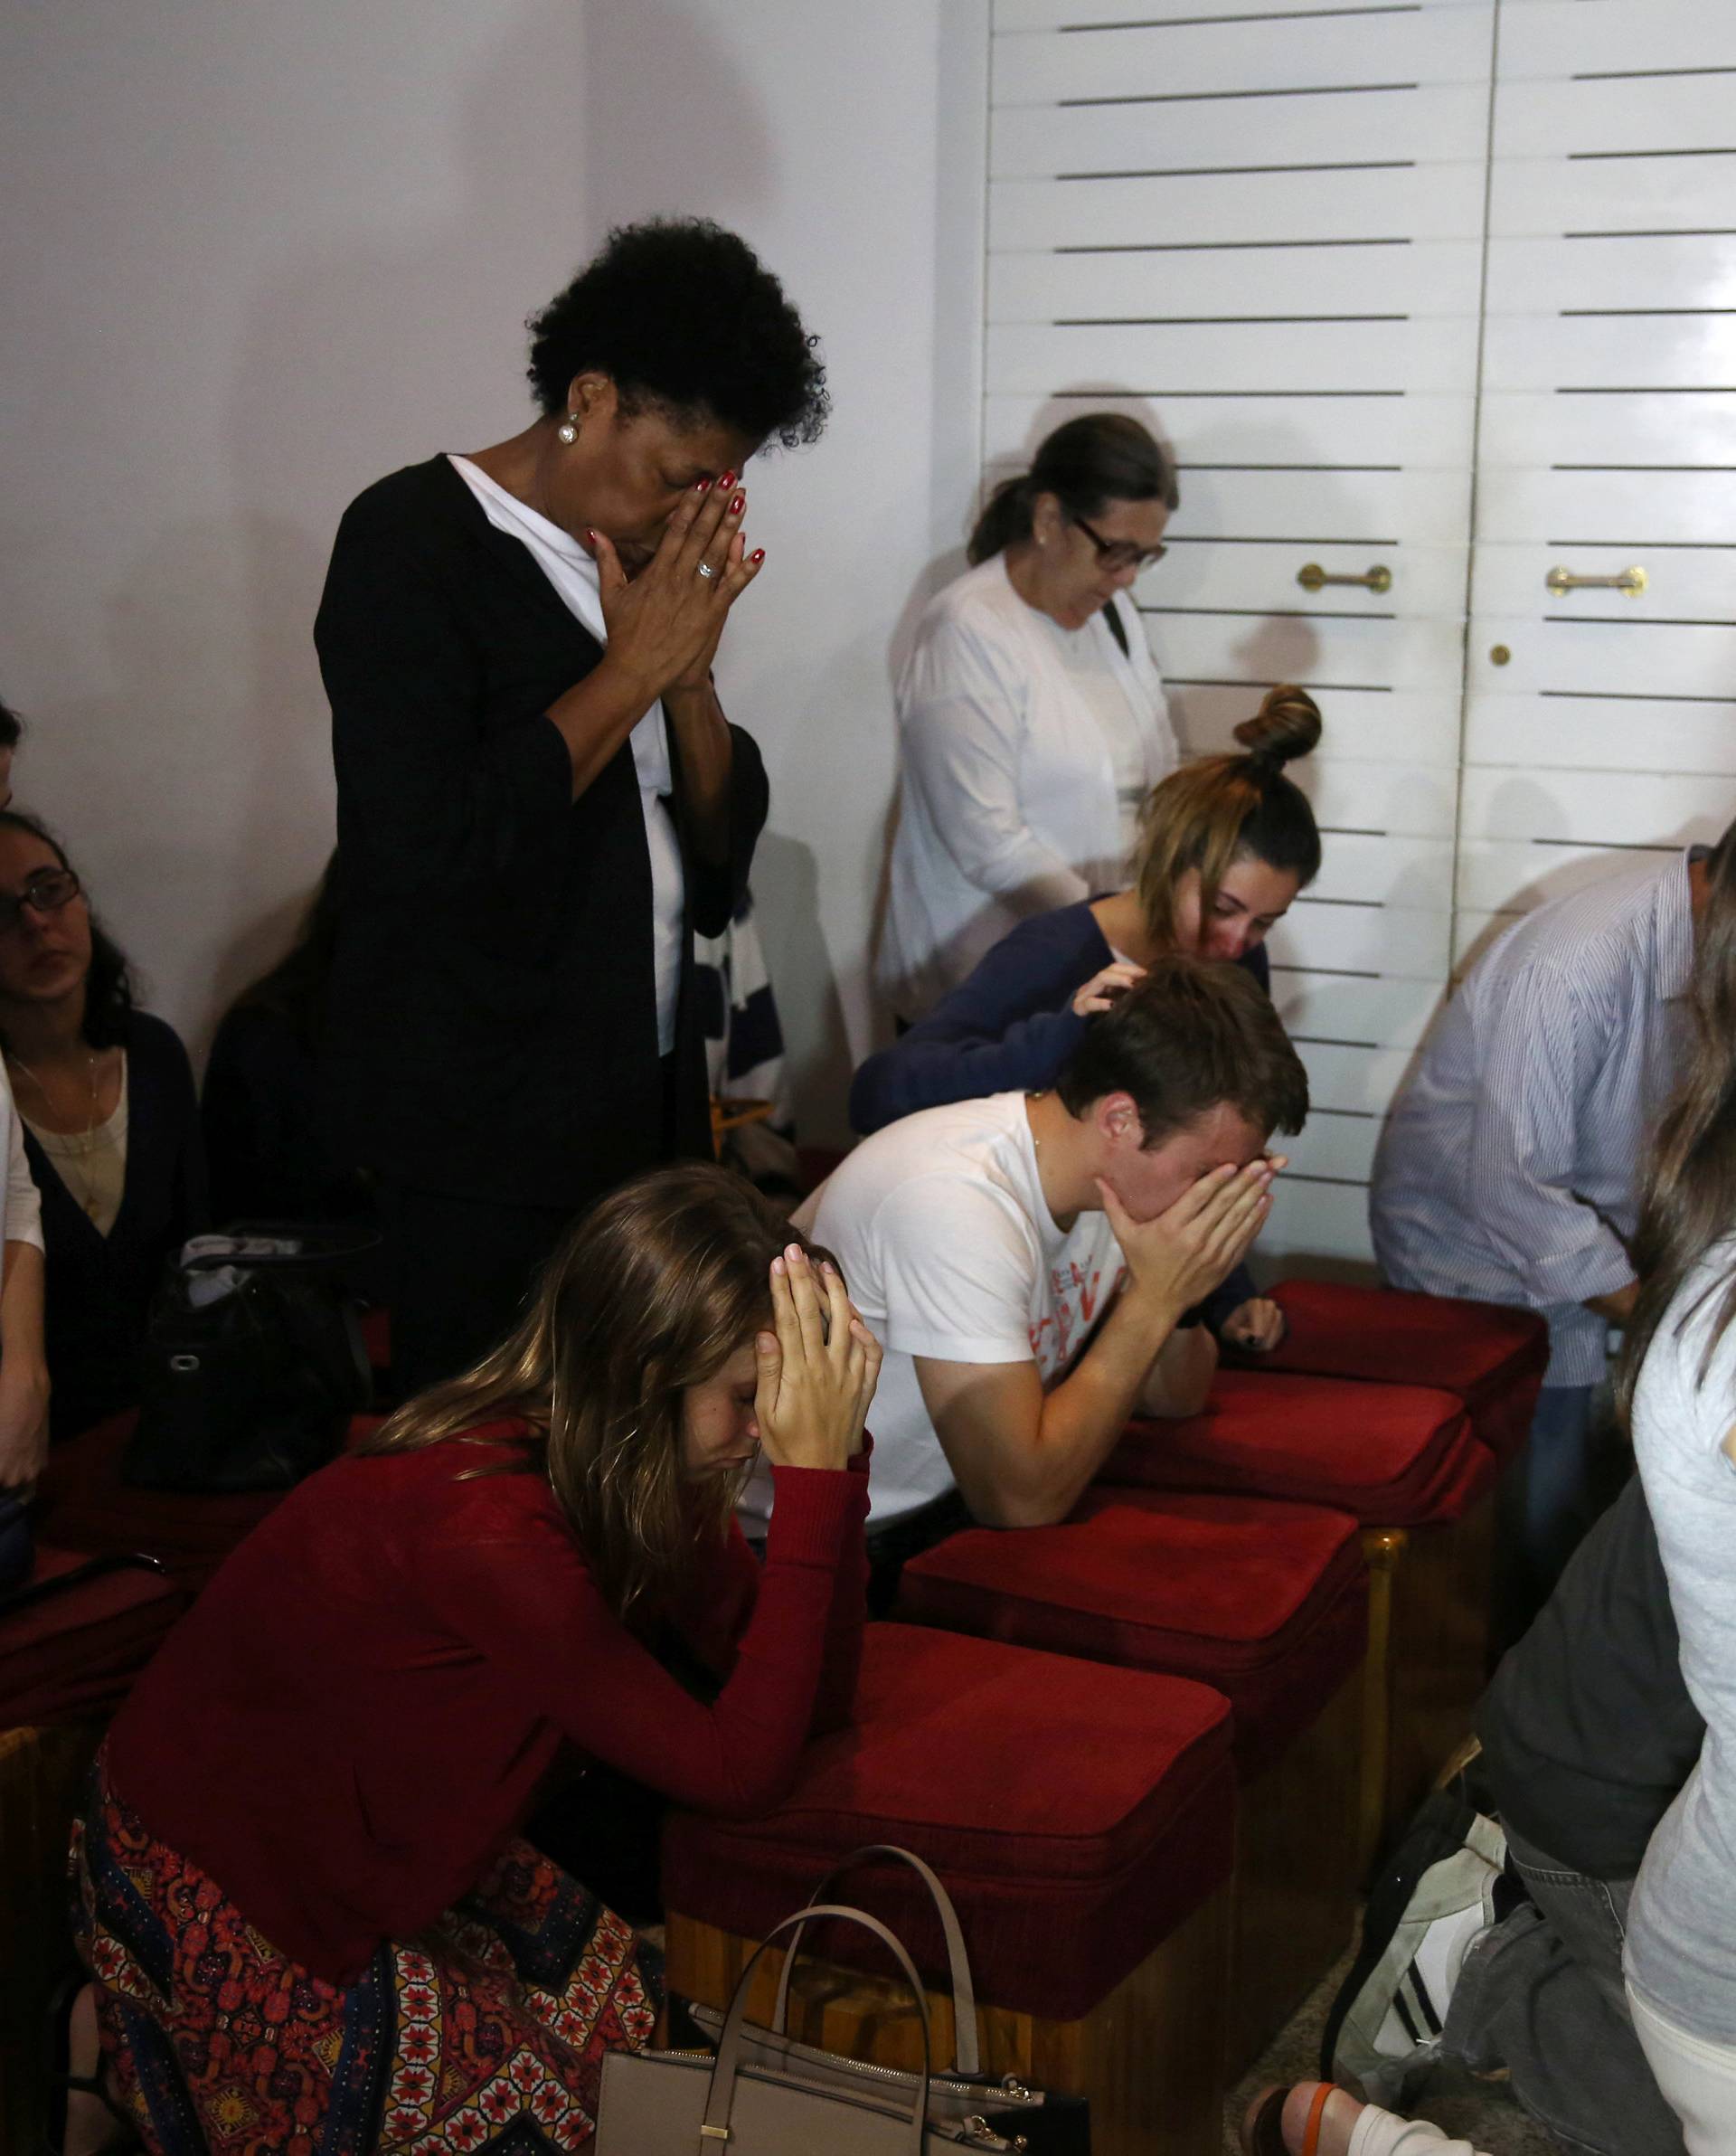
left=986, top=0, right=1499, bottom=1266
left=1462, top=0, right=1736, bottom=957
left=983, top=0, right=1736, bottom=1273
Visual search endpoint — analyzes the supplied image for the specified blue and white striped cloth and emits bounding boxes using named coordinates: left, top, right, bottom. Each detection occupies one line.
left=1370, top=851, right=1696, bottom=1386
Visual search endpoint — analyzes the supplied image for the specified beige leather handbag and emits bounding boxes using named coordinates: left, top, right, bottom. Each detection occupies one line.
left=683, top=1844, right=1062, bottom=2147
left=599, top=1845, right=1082, bottom=2153
left=598, top=1902, right=1017, bottom=2151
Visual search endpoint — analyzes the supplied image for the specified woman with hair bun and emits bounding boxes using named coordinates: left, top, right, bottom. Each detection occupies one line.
left=879, top=412, right=1181, bottom=1020
left=854, top=686, right=1322, bottom=1350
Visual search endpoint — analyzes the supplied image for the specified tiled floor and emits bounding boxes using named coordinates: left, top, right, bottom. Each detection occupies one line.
left=1223, top=1947, right=1565, bottom=2156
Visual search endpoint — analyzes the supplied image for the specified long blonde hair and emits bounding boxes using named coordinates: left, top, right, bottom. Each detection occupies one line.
left=360, top=1162, right=827, bottom=1619
left=1134, top=685, right=1323, bottom=950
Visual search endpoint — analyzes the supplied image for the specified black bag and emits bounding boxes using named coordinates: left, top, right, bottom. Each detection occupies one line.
left=123, top=1226, right=378, bottom=1493
left=0, top=1490, right=31, bottom=1593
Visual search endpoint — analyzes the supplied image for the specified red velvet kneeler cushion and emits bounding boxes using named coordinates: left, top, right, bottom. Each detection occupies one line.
left=1258, top=1278, right=1548, bottom=1467
left=33, top=1411, right=386, bottom=1593
left=661, top=1622, right=1235, bottom=2023
left=0, top=1544, right=186, bottom=1727
left=1106, top=1369, right=1497, bottom=1527
left=895, top=1491, right=1366, bottom=1779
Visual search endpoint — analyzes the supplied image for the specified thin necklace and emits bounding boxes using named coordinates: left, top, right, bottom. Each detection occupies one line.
left=9, top=1046, right=100, bottom=1138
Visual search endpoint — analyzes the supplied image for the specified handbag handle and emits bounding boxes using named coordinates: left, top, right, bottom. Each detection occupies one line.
left=706, top=1903, right=931, bottom=2154
left=770, top=1844, right=980, bottom=2078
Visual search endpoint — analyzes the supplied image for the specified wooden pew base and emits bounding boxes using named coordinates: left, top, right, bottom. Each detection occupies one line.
left=665, top=1877, right=1232, bottom=2156
left=1231, top=1664, right=1364, bottom=2075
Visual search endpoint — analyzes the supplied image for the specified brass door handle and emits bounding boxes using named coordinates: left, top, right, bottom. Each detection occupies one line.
left=1545, top=564, right=1646, bottom=596
left=1297, top=563, right=1392, bottom=594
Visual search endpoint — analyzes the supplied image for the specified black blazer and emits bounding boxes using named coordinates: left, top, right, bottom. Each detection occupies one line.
left=314, top=457, right=769, bottom=1208
left=26, top=1010, right=209, bottom=1441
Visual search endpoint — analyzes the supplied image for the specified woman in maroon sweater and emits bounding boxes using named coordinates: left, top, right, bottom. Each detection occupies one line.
left=70, top=1162, right=881, bottom=2154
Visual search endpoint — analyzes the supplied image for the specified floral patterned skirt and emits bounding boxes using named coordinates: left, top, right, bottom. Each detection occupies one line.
left=69, top=1754, right=664, bottom=2154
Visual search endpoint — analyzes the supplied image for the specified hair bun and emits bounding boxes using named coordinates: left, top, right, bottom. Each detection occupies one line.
left=1232, top=685, right=1321, bottom=772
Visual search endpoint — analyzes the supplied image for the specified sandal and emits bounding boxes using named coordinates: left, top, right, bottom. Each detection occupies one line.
left=1241, top=2081, right=1335, bottom=2156
left=43, top=1976, right=138, bottom=2156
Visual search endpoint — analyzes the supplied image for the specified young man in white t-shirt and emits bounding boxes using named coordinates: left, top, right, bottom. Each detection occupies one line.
left=776, top=957, right=1307, bottom=1587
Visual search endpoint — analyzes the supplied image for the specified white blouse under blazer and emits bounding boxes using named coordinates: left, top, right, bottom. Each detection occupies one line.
left=877, top=553, right=1175, bottom=1017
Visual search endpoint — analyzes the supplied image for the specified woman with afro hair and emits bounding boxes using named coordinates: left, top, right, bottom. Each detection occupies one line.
left=315, top=219, right=828, bottom=1394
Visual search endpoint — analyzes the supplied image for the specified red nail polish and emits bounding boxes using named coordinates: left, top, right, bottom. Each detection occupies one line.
left=729, top=492, right=745, bottom=516
left=694, top=478, right=712, bottom=493
left=719, top=469, right=737, bottom=488
left=585, top=529, right=599, bottom=544
left=750, top=547, right=766, bottom=564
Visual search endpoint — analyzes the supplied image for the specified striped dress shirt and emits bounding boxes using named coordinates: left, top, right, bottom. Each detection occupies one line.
left=1369, top=851, right=1696, bottom=1387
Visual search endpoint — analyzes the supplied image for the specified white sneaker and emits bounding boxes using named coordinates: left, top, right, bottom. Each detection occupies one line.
left=1323, top=1787, right=1512, bottom=2107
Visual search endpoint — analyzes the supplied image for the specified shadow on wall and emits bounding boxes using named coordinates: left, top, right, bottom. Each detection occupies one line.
left=33, top=513, right=333, bottom=1033
left=750, top=830, right=851, bottom=1149
left=200, top=0, right=776, bottom=1054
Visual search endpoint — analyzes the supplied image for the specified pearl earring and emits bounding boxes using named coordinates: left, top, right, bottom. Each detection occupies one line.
left=557, top=414, right=579, bottom=445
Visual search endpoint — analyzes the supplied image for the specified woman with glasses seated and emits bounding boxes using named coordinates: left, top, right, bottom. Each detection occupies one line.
left=0, top=812, right=206, bottom=1439
left=879, top=412, right=1179, bottom=1023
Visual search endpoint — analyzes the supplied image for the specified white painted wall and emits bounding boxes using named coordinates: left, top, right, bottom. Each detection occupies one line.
left=0, top=0, right=987, bottom=1145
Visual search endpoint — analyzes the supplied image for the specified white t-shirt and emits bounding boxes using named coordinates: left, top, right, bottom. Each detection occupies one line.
left=1627, top=1236, right=1736, bottom=2043
left=744, top=1092, right=1127, bottom=1529
left=26, top=1071, right=127, bottom=1237
left=447, top=455, right=684, bottom=1055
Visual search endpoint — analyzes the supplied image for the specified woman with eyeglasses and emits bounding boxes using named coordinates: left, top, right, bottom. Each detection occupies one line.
left=0, top=714, right=50, bottom=1499
left=878, top=412, right=1179, bottom=1022
left=0, top=812, right=206, bottom=1441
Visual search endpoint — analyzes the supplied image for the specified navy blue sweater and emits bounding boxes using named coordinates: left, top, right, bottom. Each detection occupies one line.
left=851, top=901, right=1273, bottom=1333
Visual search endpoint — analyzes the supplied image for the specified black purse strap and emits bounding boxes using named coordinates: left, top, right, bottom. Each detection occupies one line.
left=0, top=1549, right=173, bottom=1617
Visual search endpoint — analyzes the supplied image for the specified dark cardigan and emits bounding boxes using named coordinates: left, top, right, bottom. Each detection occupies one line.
left=26, top=1010, right=208, bottom=1441
left=314, top=456, right=769, bottom=1208
left=851, top=901, right=1271, bottom=1134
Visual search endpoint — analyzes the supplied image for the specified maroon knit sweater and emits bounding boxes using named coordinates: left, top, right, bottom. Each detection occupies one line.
left=107, top=1423, right=869, bottom=1984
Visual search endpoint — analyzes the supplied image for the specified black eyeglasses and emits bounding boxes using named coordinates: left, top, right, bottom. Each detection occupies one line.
left=1072, top=515, right=1168, bottom=574
left=0, top=869, right=81, bottom=937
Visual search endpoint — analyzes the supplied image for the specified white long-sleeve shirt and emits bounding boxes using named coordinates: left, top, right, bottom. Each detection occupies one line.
left=877, top=554, right=1175, bottom=1017
left=1, top=1064, right=42, bottom=1254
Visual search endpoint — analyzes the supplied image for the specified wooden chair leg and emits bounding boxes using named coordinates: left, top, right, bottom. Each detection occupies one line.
left=1358, top=1530, right=1403, bottom=1873
left=1361, top=1491, right=1496, bottom=1861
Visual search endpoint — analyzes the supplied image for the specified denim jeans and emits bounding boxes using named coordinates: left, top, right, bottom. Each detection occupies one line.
left=1441, top=1828, right=1684, bottom=2156
left=1494, top=1385, right=1599, bottom=1645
